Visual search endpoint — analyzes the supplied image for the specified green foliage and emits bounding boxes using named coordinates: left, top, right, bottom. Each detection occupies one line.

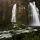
left=21, top=31, right=40, bottom=40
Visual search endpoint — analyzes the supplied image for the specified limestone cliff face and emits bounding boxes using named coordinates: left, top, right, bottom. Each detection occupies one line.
left=36, top=0, right=40, bottom=13
left=0, top=0, right=40, bottom=27
left=0, top=0, right=28, bottom=26
left=0, top=0, right=12, bottom=26
left=16, top=0, right=29, bottom=25
left=36, top=0, right=40, bottom=9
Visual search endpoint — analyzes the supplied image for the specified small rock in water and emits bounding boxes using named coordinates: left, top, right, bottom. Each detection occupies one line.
left=33, top=29, right=38, bottom=31
left=27, top=27, right=33, bottom=29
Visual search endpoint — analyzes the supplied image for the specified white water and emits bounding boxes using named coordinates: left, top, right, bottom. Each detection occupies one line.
left=29, top=1, right=40, bottom=26
left=11, top=4, right=16, bottom=23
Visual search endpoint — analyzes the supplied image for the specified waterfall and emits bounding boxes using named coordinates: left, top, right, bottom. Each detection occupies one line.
left=11, top=4, right=16, bottom=23
left=29, top=1, right=40, bottom=26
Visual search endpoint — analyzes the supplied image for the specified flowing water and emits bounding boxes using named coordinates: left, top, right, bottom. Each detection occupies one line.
left=11, top=4, right=16, bottom=23
left=29, top=1, right=40, bottom=26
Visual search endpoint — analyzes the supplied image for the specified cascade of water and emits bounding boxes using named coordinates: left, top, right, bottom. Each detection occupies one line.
left=11, top=4, right=16, bottom=23
left=29, top=1, right=40, bottom=26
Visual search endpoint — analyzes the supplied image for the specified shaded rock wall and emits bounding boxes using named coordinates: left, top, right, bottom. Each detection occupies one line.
left=0, top=0, right=28, bottom=27
left=35, top=0, right=40, bottom=14
left=16, top=0, right=29, bottom=25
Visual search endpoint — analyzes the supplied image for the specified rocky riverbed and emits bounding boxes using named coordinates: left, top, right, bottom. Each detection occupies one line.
left=0, top=27, right=39, bottom=39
